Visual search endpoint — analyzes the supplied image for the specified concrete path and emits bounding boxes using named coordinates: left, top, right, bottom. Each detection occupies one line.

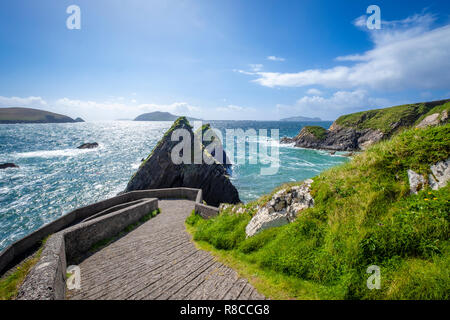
left=68, top=199, right=265, bottom=300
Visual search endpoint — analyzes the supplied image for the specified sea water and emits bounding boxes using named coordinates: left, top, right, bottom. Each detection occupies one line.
left=0, top=121, right=348, bottom=251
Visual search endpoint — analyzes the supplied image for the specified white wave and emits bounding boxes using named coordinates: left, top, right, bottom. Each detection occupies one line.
left=14, top=147, right=99, bottom=159
left=131, top=162, right=141, bottom=169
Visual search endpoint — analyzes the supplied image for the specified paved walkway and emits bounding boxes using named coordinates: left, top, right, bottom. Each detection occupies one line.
left=68, top=199, right=265, bottom=300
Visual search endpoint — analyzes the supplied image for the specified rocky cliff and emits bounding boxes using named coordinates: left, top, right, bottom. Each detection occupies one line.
left=282, top=99, right=450, bottom=151
left=125, top=117, right=240, bottom=206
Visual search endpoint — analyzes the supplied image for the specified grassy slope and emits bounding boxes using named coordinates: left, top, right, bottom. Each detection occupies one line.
left=303, top=126, right=327, bottom=140
left=187, top=123, right=450, bottom=300
left=335, top=100, right=450, bottom=133
left=0, top=107, right=74, bottom=123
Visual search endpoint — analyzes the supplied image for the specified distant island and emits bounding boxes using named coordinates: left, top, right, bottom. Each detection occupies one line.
left=134, top=111, right=201, bottom=122
left=0, top=107, right=84, bottom=124
left=280, top=116, right=322, bottom=122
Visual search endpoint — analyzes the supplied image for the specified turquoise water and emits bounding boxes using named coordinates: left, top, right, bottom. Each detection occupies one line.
left=0, top=121, right=348, bottom=251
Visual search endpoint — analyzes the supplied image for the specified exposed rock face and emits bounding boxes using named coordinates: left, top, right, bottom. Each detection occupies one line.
left=196, top=123, right=231, bottom=171
left=0, top=163, right=19, bottom=169
left=245, top=179, right=314, bottom=237
left=125, top=117, right=240, bottom=207
left=408, top=169, right=426, bottom=194
left=283, top=124, right=385, bottom=151
left=408, top=158, right=450, bottom=193
left=77, top=142, right=99, bottom=149
left=282, top=99, right=449, bottom=151
left=416, top=110, right=448, bottom=129
left=74, top=117, right=85, bottom=123
left=428, top=158, right=450, bottom=190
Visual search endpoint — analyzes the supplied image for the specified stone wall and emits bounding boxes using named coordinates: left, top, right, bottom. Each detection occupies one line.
left=0, top=187, right=215, bottom=276
left=16, top=198, right=158, bottom=300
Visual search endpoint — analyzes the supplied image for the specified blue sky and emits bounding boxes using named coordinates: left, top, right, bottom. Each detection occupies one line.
left=0, top=0, right=449, bottom=121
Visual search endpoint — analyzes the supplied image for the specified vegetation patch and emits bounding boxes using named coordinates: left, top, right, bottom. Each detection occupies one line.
left=0, top=237, right=49, bottom=300
left=187, top=124, right=450, bottom=299
left=335, top=100, right=449, bottom=133
left=304, top=126, right=327, bottom=140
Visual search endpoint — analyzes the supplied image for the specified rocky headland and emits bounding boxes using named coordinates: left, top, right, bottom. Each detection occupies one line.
left=0, top=107, right=84, bottom=124
left=281, top=99, right=450, bottom=151
left=125, top=117, right=240, bottom=206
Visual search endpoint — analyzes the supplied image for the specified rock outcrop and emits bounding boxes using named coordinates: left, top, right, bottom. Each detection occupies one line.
left=0, top=163, right=19, bottom=169
left=125, top=117, right=240, bottom=206
left=282, top=99, right=449, bottom=151
left=196, top=124, right=232, bottom=172
left=416, top=110, right=448, bottom=129
left=77, top=142, right=99, bottom=149
left=408, top=158, right=450, bottom=194
left=245, top=179, right=314, bottom=237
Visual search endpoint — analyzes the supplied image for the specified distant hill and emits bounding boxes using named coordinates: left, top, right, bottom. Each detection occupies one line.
left=134, top=111, right=200, bottom=122
left=0, top=107, right=82, bottom=124
left=280, top=116, right=322, bottom=122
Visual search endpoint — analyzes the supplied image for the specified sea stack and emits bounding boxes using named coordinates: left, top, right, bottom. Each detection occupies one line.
left=125, top=117, right=240, bottom=206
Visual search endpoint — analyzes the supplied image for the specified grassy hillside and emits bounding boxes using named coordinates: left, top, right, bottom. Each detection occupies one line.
left=302, top=126, right=327, bottom=140
left=334, top=99, right=449, bottom=133
left=187, top=123, right=450, bottom=299
left=0, top=107, right=76, bottom=124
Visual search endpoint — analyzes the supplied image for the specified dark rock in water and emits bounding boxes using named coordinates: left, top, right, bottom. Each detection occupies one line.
left=74, top=117, right=85, bottom=122
left=329, top=151, right=336, bottom=155
left=77, top=142, right=99, bottom=149
left=125, top=117, right=240, bottom=206
left=280, top=136, right=294, bottom=144
left=0, top=163, right=19, bottom=169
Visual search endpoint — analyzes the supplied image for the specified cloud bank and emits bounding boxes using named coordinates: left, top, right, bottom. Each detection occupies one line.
left=253, top=14, right=450, bottom=91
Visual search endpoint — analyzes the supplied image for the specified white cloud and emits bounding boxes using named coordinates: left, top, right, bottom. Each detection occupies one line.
left=249, top=14, right=450, bottom=91
left=267, top=56, right=285, bottom=62
left=215, top=104, right=257, bottom=120
left=277, top=90, right=391, bottom=120
left=54, top=98, right=202, bottom=121
left=217, top=104, right=244, bottom=112
left=306, top=88, right=323, bottom=96
left=249, top=64, right=264, bottom=72
left=0, top=96, right=48, bottom=108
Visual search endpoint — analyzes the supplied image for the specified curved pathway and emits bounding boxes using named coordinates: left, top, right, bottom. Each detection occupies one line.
left=68, top=199, right=265, bottom=300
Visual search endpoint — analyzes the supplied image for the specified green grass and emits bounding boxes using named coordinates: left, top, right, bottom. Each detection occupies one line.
left=415, top=101, right=450, bottom=125
left=335, top=100, right=449, bottom=133
left=187, top=124, right=450, bottom=300
left=303, top=126, right=327, bottom=140
left=0, top=237, right=49, bottom=300
left=89, top=209, right=160, bottom=252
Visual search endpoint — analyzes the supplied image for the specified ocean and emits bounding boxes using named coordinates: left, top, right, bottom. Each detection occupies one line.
left=0, top=120, right=348, bottom=251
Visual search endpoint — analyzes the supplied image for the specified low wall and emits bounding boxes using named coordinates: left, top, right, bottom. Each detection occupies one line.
left=0, top=187, right=220, bottom=278
left=0, top=192, right=131, bottom=275
left=195, top=203, right=220, bottom=219
left=17, top=198, right=158, bottom=300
